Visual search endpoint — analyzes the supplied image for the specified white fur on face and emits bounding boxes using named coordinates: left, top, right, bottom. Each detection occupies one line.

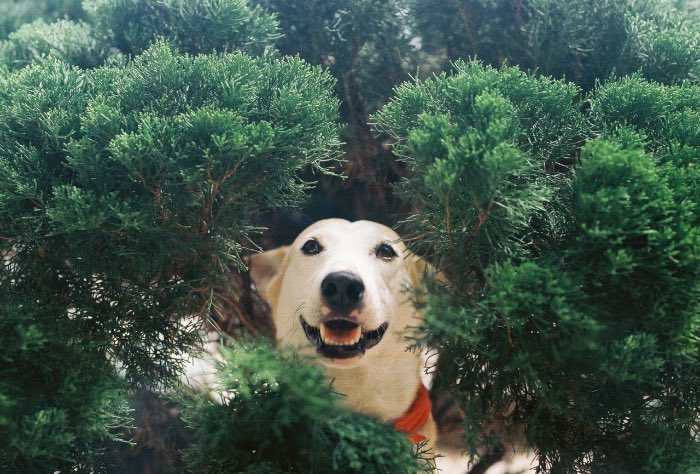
left=272, top=219, right=415, bottom=367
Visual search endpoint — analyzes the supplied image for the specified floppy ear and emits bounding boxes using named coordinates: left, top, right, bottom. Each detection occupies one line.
left=405, top=254, right=437, bottom=291
left=405, top=254, right=449, bottom=307
left=248, top=246, right=289, bottom=300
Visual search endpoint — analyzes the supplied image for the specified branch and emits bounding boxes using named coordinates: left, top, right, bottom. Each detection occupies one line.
left=466, top=197, right=495, bottom=254
left=452, top=0, right=479, bottom=56
left=135, top=172, right=169, bottom=222
left=441, top=191, right=457, bottom=251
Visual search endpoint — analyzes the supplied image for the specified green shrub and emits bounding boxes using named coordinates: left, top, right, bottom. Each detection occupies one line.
left=413, top=0, right=700, bottom=90
left=0, top=41, right=341, bottom=469
left=182, top=341, right=428, bottom=473
left=84, top=0, right=279, bottom=56
left=375, top=62, right=700, bottom=472
left=0, top=0, right=83, bottom=40
left=0, top=293, right=130, bottom=473
left=1, top=0, right=699, bottom=472
left=0, top=19, right=109, bottom=70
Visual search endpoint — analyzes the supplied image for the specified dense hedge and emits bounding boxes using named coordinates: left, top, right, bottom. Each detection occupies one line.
left=0, top=0, right=698, bottom=472
left=375, top=60, right=699, bottom=474
left=0, top=37, right=342, bottom=470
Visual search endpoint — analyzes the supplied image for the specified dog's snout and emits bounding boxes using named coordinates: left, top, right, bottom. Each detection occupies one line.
left=321, top=271, right=365, bottom=313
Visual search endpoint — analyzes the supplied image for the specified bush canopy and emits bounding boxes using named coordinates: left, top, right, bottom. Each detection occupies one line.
left=0, top=0, right=698, bottom=472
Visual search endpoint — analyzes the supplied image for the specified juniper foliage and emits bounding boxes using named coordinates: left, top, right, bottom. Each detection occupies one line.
left=1, top=0, right=700, bottom=472
left=182, top=340, right=428, bottom=473
left=0, top=291, right=131, bottom=473
left=413, top=0, right=700, bottom=90
left=85, top=0, right=280, bottom=57
left=252, top=0, right=412, bottom=115
left=0, top=0, right=83, bottom=40
left=375, top=61, right=586, bottom=273
left=249, top=0, right=418, bottom=225
left=0, top=0, right=281, bottom=71
left=375, top=61, right=700, bottom=472
left=0, top=19, right=109, bottom=70
left=0, top=39, right=341, bottom=468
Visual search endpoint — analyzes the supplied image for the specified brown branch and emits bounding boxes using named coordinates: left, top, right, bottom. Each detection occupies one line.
left=208, top=271, right=275, bottom=339
left=198, top=164, right=216, bottom=235
left=135, top=172, right=168, bottom=222
left=466, top=197, right=495, bottom=254
left=200, top=158, right=247, bottom=235
left=512, top=0, right=523, bottom=30
left=350, top=33, right=363, bottom=71
left=452, top=1, right=479, bottom=56
left=342, top=32, right=367, bottom=131
left=211, top=195, right=237, bottom=225
left=400, top=233, right=430, bottom=243
left=441, top=191, right=457, bottom=251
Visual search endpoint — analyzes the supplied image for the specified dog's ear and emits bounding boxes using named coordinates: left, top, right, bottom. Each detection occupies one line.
left=247, top=246, right=289, bottom=299
left=405, top=254, right=448, bottom=302
left=405, top=254, right=436, bottom=290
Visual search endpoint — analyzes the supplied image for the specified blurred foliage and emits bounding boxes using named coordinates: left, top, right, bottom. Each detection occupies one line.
left=0, top=19, right=110, bottom=69
left=0, top=0, right=83, bottom=40
left=182, top=340, right=431, bottom=473
left=252, top=0, right=412, bottom=115
left=0, top=0, right=281, bottom=71
left=0, top=291, right=131, bottom=473
left=84, top=0, right=280, bottom=56
left=249, top=0, right=419, bottom=226
left=413, top=0, right=700, bottom=90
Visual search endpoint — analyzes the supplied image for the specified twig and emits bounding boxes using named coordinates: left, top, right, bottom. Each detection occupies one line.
left=466, top=197, right=495, bottom=254
left=452, top=1, right=479, bottom=56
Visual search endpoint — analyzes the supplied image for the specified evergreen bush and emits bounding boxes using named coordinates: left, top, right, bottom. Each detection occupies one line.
left=1, top=0, right=699, bottom=472
left=374, top=60, right=586, bottom=269
left=0, top=39, right=341, bottom=469
left=0, top=0, right=280, bottom=72
left=252, top=0, right=412, bottom=115
left=590, top=75, right=700, bottom=227
left=249, top=0, right=418, bottom=224
left=84, top=0, right=279, bottom=57
left=0, top=292, right=131, bottom=473
left=0, top=19, right=109, bottom=70
left=0, top=0, right=83, bottom=40
left=413, top=0, right=700, bottom=90
left=374, top=61, right=700, bottom=473
left=182, top=341, right=427, bottom=473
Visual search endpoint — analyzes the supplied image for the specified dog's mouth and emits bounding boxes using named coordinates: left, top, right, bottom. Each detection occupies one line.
left=299, top=316, right=389, bottom=359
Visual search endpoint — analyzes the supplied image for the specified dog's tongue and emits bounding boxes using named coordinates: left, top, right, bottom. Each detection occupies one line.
left=320, top=322, right=361, bottom=346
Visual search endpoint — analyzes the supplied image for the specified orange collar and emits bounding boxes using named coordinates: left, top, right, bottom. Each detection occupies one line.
left=393, top=384, right=431, bottom=444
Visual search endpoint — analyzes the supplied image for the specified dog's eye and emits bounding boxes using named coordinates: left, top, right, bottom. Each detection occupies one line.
left=375, top=243, right=397, bottom=260
left=301, top=239, right=323, bottom=255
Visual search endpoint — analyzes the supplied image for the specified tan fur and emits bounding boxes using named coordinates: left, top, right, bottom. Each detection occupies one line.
left=249, top=219, right=437, bottom=449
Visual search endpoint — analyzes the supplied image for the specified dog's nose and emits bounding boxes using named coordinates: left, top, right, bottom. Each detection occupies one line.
left=321, top=271, right=365, bottom=313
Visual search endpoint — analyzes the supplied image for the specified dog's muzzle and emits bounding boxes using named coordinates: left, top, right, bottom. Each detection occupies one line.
left=299, top=316, right=388, bottom=359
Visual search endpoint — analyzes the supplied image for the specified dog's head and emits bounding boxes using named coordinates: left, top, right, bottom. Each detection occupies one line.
left=249, top=219, right=430, bottom=369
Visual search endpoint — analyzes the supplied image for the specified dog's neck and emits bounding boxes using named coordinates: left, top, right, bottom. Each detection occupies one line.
left=325, top=340, right=423, bottom=422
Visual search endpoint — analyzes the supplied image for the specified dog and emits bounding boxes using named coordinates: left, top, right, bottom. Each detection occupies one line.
left=249, top=218, right=437, bottom=449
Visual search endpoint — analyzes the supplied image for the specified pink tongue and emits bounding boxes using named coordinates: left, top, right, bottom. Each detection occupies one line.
left=323, top=324, right=360, bottom=343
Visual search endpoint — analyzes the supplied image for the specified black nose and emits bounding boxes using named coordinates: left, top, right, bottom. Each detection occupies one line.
left=321, top=271, right=365, bottom=313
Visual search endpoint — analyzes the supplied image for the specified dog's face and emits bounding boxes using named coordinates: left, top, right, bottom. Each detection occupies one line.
left=250, top=219, right=428, bottom=369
